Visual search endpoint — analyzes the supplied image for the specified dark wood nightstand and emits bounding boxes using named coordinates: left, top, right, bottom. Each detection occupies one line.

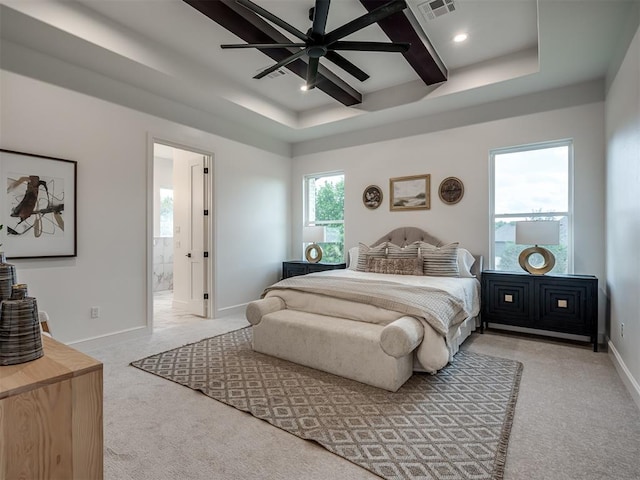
left=481, top=270, right=598, bottom=351
left=282, top=261, right=346, bottom=279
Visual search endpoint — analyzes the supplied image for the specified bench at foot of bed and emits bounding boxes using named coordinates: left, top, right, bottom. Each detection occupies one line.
left=246, top=297, right=425, bottom=391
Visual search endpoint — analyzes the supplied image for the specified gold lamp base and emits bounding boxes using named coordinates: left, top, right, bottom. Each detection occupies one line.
left=305, top=243, right=323, bottom=263
left=518, top=246, right=555, bottom=275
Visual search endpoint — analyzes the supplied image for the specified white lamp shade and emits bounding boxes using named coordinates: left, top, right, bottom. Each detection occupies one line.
left=303, top=226, right=325, bottom=244
left=515, top=221, right=560, bottom=246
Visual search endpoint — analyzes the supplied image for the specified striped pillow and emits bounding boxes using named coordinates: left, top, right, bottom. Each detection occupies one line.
left=419, top=242, right=460, bottom=277
left=356, top=242, right=389, bottom=271
left=386, top=241, right=421, bottom=259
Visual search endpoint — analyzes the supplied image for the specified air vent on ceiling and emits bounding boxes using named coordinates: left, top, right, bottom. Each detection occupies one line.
left=418, top=0, right=456, bottom=20
left=257, top=66, right=287, bottom=79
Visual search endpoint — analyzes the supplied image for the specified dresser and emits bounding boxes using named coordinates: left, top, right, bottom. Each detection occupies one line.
left=282, top=260, right=346, bottom=279
left=0, top=335, right=104, bottom=479
left=481, top=270, right=598, bottom=351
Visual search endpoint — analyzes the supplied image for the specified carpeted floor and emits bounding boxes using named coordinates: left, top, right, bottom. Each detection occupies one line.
left=131, top=327, right=522, bottom=480
left=77, top=314, right=640, bottom=480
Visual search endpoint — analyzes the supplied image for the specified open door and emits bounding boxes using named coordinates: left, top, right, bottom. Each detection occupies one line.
left=172, top=148, right=209, bottom=317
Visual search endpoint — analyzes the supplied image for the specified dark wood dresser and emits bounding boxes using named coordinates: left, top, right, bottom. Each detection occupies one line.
left=282, top=260, right=346, bottom=279
left=481, top=270, right=598, bottom=351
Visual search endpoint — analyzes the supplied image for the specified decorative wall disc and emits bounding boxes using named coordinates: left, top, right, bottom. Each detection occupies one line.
left=438, top=177, right=464, bottom=205
left=362, top=185, right=383, bottom=210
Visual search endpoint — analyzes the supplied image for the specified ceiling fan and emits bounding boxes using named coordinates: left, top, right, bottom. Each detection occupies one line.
left=220, top=0, right=411, bottom=90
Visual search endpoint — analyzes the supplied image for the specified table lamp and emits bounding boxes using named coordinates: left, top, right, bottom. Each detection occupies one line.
left=515, top=220, right=560, bottom=275
left=303, top=226, right=325, bottom=263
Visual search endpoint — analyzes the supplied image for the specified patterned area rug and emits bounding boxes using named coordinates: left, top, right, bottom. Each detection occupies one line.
left=131, top=328, right=522, bottom=480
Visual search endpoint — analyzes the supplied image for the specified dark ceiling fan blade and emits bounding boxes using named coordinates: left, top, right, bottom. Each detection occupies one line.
left=311, top=0, right=330, bottom=37
left=236, top=0, right=308, bottom=42
left=254, top=49, right=307, bottom=79
left=324, top=0, right=406, bottom=45
left=306, top=57, right=320, bottom=89
left=221, top=43, right=306, bottom=49
left=324, top=51, right=369, bottom=82
left=329, top=40, right=410, bottom=53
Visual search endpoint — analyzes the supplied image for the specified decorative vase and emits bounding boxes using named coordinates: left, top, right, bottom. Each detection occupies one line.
left=0, top=259, right=17, bottom=303
left=0, top=283, right=43, bottom=366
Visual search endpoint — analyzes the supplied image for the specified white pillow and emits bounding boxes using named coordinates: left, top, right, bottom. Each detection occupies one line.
left=347, top=246, right=360, bottom=270
left=457, top=248, right=476, bottom=277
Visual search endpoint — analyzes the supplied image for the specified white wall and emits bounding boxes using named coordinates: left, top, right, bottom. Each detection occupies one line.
left=293, top=101, right=607, bottom=333
left=605, top=23, right=640, bottom=405
left=0, top=70, right=291, bottom=344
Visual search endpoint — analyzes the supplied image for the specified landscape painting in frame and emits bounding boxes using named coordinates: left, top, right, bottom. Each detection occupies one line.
left=0, top=149, right=77, bottom=258
left=390, top=174, right=430, bottom=211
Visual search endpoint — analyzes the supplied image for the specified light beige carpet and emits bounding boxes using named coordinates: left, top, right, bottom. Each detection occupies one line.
left=132, top=327, right=522, bottom=480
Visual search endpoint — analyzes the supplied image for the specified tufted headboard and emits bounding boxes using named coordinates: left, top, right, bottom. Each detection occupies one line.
left=372, top=227, right=443, bottom=248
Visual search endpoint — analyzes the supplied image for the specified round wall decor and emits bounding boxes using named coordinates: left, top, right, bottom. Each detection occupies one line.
left=438, top=177, right=464, bottom=205
left=362, top=185, right=383, bottom=209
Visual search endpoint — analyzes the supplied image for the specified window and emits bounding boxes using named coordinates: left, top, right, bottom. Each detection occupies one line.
left=304, top=172, right=344, bottom=263
left=490, top=140, right=573, bottom=273
left=159, top=188, right=174, bottom=237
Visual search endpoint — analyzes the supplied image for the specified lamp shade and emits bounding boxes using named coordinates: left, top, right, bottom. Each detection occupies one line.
left=515, top=221, right=559, bottom=246
left=303, top=226, right=325, bottom=244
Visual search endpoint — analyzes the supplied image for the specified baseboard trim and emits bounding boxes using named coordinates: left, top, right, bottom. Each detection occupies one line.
left=68, top=325, right=151, bottom=350
left=216, top=302, right=249, bottom=317
left=608, top=338, right=640, bottom=411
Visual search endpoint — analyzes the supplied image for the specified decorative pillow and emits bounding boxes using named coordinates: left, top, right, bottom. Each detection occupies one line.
left=347, top=246, right=360, bottom=270
left=356, top=242, right=388, bottom=271
left=457, top=248, right=476, bottom=277
left=419, top=242, right=460, bottom=277
left=366, top=256, right=424, bottom=276
left=386, top=241, right=421, bottom=259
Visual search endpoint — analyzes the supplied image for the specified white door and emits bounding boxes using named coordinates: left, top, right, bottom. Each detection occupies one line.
left=172, top=148, right=209, bottom=317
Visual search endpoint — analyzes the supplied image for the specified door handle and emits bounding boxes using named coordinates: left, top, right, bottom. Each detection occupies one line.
left=186, top=253, right=192, bottom=258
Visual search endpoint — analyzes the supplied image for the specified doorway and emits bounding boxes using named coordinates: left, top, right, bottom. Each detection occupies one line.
left=152, top=142, right=212, bottom=329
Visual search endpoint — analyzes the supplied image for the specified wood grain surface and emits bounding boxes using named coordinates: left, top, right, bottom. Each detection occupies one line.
left=0, top=335, right=103, bottom=479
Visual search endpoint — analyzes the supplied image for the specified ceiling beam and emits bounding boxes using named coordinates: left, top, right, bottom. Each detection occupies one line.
left=359, top=0, right=447, bottom=85
left=182, top=0, right=362, bottom=106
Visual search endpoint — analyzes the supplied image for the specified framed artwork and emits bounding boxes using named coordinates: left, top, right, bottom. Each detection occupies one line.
left=389, top=174, right=430, bottom=211
left=0, top=149, right=77, bottom=259
left=362, top=185, right=383, bottom=209
left=438, top=176, right=465, bottom=205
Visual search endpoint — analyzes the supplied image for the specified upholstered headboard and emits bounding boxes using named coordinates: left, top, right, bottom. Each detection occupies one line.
left=372, top=227, right=443, bottom=248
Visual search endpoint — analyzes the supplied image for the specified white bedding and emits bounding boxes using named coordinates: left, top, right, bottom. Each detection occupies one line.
left=263, top=269, right=481, bottom=372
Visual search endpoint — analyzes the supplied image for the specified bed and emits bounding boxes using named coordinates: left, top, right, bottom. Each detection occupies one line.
left=246, top=227, right=482, bottom=391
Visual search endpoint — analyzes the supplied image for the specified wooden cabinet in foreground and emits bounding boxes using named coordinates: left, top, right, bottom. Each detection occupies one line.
left=0, top=335, right=103, bottom=480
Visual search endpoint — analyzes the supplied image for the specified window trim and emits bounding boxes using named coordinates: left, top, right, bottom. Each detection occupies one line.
left=489, top=139, right=574, bottom=273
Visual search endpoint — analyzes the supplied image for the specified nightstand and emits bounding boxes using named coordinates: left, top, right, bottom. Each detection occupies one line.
left=282, top=260, right=346, bottom=279
left=481, top=270, right=598, bottom=351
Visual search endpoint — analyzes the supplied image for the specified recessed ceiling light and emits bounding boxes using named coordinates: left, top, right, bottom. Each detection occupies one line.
left=453, top=33, right=468, bottom=43
left=300, top=85, right=309, bottom=91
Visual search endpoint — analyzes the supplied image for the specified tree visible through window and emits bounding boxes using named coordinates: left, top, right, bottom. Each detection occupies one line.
left=490, top=140, right=573, bottom=274
left=304, top=173, right=344, bottom=263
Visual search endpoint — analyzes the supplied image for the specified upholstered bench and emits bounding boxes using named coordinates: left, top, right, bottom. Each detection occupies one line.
left=246, top=297, right=424, bottom=391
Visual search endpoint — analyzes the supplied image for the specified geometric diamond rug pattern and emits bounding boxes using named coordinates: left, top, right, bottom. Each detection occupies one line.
left=131, top=327, right=522, bottom=480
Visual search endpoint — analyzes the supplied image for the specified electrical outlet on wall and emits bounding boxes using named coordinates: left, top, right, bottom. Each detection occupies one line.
left=90, top=306, right=100, bottom=319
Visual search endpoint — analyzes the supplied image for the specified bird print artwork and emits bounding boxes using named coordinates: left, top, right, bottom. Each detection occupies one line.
left=6, top=174, right=64, bottom=238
